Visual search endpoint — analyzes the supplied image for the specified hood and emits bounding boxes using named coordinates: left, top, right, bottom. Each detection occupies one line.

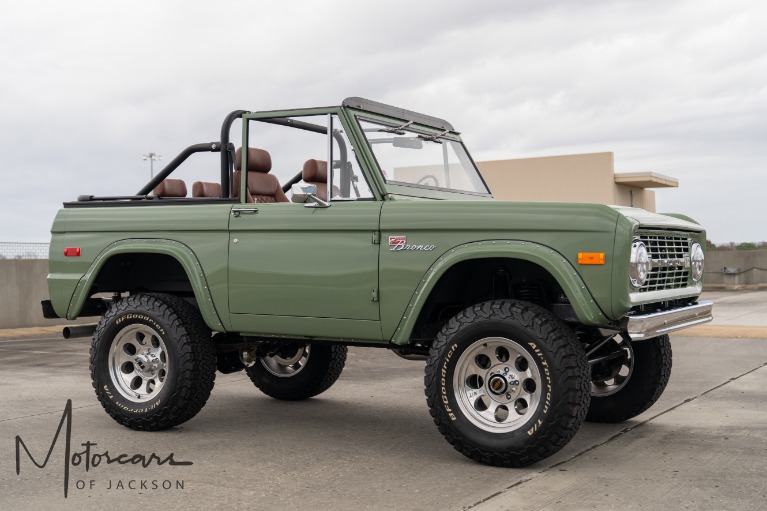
left=609, top=206, right=704, bottom=232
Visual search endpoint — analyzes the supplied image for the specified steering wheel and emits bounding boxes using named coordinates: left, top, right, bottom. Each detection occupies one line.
left=416, top=175, right=440, bottom=187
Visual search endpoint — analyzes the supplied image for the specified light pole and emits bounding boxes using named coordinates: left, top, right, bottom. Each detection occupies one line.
left=143, top=151, right=162, bottom=179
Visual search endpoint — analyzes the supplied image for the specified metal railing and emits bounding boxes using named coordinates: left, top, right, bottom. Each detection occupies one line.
left=0, top=242, right=50, bottom=260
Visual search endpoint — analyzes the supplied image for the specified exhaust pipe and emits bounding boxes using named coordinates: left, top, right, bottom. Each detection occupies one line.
left=62, top=324, right=97, bottom=339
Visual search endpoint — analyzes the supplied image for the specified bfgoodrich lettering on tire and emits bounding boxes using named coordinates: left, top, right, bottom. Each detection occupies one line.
left=424, top=300, right=590, bottom=467
left=90, top=293, right=216, bottom=430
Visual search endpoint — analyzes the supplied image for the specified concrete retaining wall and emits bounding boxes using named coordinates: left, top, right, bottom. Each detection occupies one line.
left=704, top=249, right=767, bottom=288
left=0, top=260, right=50, bottom=328
left=0, top=259, right=91, bottom=329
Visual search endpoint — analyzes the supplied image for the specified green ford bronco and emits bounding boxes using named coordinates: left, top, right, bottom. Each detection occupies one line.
left=43, top=98, right=713, bottom=467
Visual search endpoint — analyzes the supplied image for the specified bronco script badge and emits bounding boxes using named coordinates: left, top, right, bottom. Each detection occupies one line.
left=388, top=235, right=436, bottom=252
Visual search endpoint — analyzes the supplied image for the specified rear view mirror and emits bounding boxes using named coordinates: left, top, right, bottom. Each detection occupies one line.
left=393, top=137, right=423, bottom=149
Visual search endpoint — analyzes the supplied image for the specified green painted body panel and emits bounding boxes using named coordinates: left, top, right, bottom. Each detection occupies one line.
left=49, top=204, right=233, bottom=331
left=233, top=316, right=381, bottom=342
left=387, top=240, right=610, bottom=345
left=228, top=201, right=383, bottom=341
left=46, top=100, right=708, bottom=347
left=378, top=201, right=620, bottom=341
left=609, top=206, right=703, bottom=232
left=69, top=238, right=226, bottom=331
left=48, top=211, right=75, bottom=318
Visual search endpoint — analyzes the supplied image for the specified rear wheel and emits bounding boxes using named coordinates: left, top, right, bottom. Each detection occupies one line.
left=90, top=293, right=216, bottom=430
left=425, top=300, right=590, bottom=467
left=586, top=334, right=672, bottom=423
left=246, top=342, right=347, bottom=401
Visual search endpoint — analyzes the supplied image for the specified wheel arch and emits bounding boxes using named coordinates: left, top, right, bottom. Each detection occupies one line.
left=67, top=239, right=225, bottom=332
left=390, top=240, right=609, bottom=345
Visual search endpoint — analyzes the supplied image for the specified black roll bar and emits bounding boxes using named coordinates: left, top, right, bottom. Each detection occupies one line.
left=220, top=110, right=248, bottom=198
left=137, top=111, right=351, bottom=198
left=137, top=110, right=247, bottom=198
left=137, top=143, right=221, bottom=196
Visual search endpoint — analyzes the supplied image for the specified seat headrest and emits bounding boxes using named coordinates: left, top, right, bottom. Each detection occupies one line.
left=192, top=181, right=221, bottom=198
left=302, top=159, right=328, bottom=183
left=235, top=147, right=271, bottom=173
left=153, top=178, right=187, bottom=197
left=248, top=173, right=282, bottom=197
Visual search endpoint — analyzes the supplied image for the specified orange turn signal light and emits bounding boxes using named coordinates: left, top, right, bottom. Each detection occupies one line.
left=578, top=252, right=605, bottom=265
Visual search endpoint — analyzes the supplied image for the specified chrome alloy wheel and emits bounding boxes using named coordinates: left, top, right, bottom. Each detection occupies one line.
left=109, top=324, right=168, bottom=402
left=590, top=336, right=634, bottom=397
left=260, top=344, right=311, bottom=378
left=453, top=337, right=542, bottom=433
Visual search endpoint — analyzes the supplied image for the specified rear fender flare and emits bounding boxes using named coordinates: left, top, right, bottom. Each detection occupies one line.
left=67, top=238, right=225, bottom=332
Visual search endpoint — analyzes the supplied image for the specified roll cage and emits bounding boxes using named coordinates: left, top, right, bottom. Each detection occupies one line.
left=69, top=97, right=478, bottom=206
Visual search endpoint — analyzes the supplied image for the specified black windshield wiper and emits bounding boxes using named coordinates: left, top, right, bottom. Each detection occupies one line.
left=417, top=129, right=451, bottom=144
left=377, top=121, right=413, bottom=135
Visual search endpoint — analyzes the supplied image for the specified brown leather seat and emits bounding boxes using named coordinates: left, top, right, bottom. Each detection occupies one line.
left=192, top=181, right=221, bottom=198
left=232, top=147, right=289, bottom=203
left=153, top=178, right=187, bottom=197
left=302, top=159, right=340, bottom=201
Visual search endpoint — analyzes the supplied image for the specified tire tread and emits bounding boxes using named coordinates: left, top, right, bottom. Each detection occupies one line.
left=246, top=344, right=347, bottom=401
left=90, top=293, right=216, bottom=431
left=424, top=300, right=590, bottom=467
left=586, top=334, right=672, bottom=423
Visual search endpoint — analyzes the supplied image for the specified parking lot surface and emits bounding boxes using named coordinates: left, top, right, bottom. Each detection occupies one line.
left=1, top=293, right=765, bottom=510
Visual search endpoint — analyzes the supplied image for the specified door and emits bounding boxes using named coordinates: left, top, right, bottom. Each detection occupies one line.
left=226, top=111, right=383, bottom=341
left=228, top=201, right=382, bottom=339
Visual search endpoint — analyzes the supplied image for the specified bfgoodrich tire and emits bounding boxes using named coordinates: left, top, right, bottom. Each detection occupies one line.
left=586, top=334, right=672, bottom=423
left=425, top=300, right=590, bottom=467
left=90, top=293, right=216, bottom=430
left=246, top=343, right=347, bottom=401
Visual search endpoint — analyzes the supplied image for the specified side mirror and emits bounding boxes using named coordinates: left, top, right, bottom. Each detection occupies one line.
left=290, top=183, right=330, bottom=208
left=290, top=184, right=317, bottom=203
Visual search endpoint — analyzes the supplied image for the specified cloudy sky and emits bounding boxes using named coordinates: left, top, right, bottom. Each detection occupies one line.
left=1, top=0, right=764, bottom=243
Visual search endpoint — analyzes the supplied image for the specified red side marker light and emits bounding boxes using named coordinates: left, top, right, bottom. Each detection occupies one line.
left=64, top=247, right=81, bottom=257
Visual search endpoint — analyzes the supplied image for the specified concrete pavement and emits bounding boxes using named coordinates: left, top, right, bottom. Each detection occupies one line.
left=675, top=291, right=767, bottom=339
left=699, top=290, right=767, bottom=326
left=1, top=293, right=766, bottom=510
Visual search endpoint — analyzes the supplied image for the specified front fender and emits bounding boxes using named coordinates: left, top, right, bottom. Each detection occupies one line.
left=389, top=240, right=610, bottom=345
left=67, top=238, right=226, bottom=332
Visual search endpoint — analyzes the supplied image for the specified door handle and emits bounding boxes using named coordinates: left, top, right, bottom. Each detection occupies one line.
left=231, top=207, right=258, bottom=217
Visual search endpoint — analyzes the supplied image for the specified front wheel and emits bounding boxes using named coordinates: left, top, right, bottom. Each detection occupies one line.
left=586, top=334, right=672, bottom=423
left=425, top=300, right=590, bottom=467
left=90, top=293, right=216, bottom=431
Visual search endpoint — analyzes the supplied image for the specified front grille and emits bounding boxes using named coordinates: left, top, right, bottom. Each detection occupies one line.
left=636, top=233, right=691, bottom=292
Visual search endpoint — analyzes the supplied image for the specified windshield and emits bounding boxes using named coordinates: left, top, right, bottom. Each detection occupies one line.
left=358, top=119, right=489, bottom=195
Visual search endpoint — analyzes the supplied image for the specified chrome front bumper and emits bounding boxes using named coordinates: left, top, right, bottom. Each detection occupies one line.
left=622, top=300, right=714, bottom=340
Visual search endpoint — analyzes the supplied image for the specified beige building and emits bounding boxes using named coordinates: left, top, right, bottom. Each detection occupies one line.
left=477, top=152, right=678, bottom=212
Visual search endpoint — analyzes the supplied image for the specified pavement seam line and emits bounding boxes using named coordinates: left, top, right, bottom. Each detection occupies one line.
left=0, top=337, right=68, bottom=344
left=0, top=348, right=90, bottom=356
left=462, top=361, right=767, bottom=511
left=0, top=404, right=101, bottom=423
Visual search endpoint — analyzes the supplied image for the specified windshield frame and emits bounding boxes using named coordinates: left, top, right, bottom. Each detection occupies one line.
left=352, top=115, right=492, bottom=199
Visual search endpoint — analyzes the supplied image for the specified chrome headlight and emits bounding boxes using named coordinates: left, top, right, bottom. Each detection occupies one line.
left=690, top=242, right=704, bottom=281
left=630, top=241, right=651, bottom=289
